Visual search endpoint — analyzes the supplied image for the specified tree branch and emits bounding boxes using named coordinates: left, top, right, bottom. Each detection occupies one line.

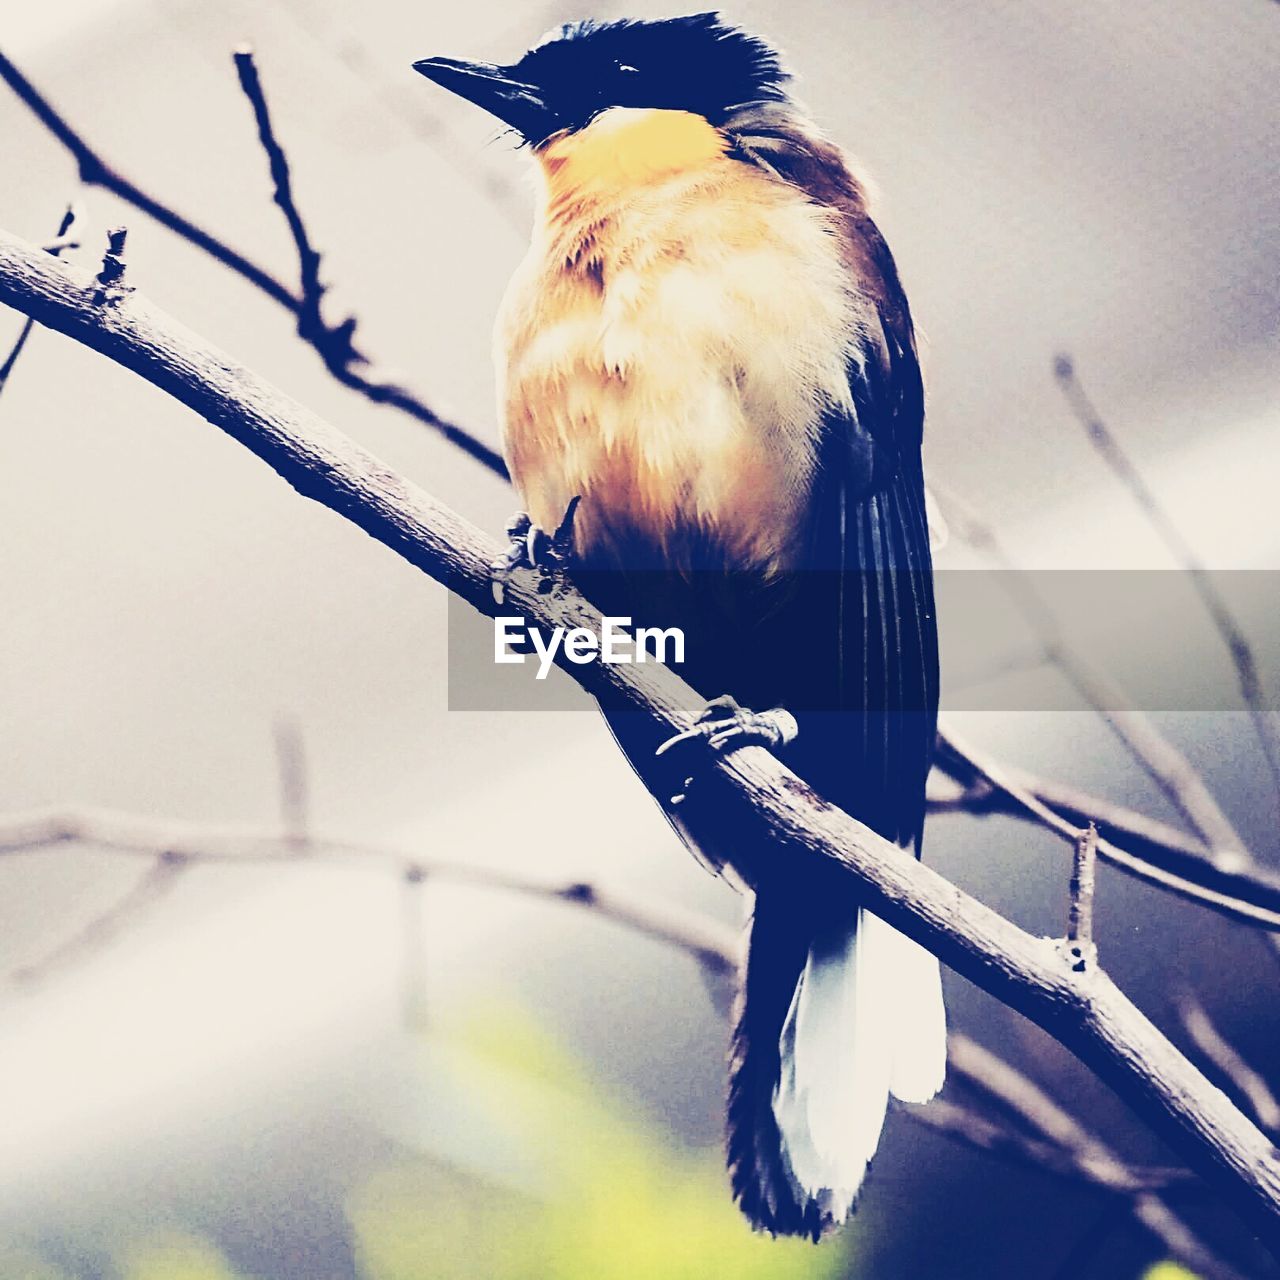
left=0, top=801, right=1212, bottom=1216
left=7, top=852, right=191, bottom=987
left=952, top=1035, right=1248, bottom=1280
left=0, top=202, right=77, bottom=397
left=1178, top=992, right=1280, bottom=1140
left=232, top=48, right=325, bottom=336
left=932, top=480, right=1249, bottom=856
left=3, top=227, right=1280, bottom=1254
left=0, top=47, right=508, bottom=477
left=934, top=728, right=1280, bottom=931
left=904, top=1094, right=1197, bottom=1196
left=0, top=805, right=739, bottom=982
left=1056, top=355, right=1280, bottom=812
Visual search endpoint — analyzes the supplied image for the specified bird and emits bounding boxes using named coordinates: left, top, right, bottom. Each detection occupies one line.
left=415, top=12, right=946, bottom=1240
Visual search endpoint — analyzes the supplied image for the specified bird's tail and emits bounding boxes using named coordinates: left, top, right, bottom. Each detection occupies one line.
left=728, top=894, right=946, bottom=1238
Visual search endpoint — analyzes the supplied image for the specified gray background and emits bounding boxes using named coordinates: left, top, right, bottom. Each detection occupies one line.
left=1, top=0, right=1278, bottom=1276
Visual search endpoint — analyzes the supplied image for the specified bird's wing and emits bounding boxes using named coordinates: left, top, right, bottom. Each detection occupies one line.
left=787, top=207, right=939, bottom=854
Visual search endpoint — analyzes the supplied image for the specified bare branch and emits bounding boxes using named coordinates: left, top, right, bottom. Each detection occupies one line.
left=941, top=724, right=1087, bottom=844
left=1056, top=355, right=1280, bottom=808
left=935, top=728, right=1280, bottom=931
left=1179, top=993, right=1280, bottom=1139
left=0, top=806, right=739, bottom=981
left=40, top=231, right=80, bottom=255
left=902, top=1094, right=1199, bottom=1194
left=0, top=48, right=507, bottom=477
left=7, top=852, right=190, bottom=987
left=0, top=203, right=77, bottom=397
left=2, top=229, right=1279, bottom=1252
left=932, top=480, right=1248, bottom=856
left=952, top=1034, right=1248, bottom=1280
left=932, top=743, right=1260, bottom=880
left=0, top=50, right=294, bottom=305
left=232, top=49, right=331, bottom=354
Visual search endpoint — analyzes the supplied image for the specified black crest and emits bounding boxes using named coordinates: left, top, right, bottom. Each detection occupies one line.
left=519, top=13, right=789, bottom=136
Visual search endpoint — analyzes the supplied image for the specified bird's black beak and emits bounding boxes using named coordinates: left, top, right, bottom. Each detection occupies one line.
left=412, top=56, right=553, bottom=141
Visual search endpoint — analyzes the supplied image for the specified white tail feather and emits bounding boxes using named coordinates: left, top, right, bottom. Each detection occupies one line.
left=871, top=912, right=948, bottom=1104
left=772, top=908, right=946, bottom=1223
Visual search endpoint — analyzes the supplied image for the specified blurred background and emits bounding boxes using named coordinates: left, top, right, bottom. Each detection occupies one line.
left=1, top=0, right=1278, bottom=1276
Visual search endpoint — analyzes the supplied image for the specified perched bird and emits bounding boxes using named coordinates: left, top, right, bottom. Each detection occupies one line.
left=416, top=12, right=945, bottom=1239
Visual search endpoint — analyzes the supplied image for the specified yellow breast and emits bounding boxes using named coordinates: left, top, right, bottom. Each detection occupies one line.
left=496, top=108, right=855, bottom=572
left=539, top=107, right=728, bottom=210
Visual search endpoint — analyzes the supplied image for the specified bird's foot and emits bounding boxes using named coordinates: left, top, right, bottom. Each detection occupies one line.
left=490, top=496, right=581, bottom=605
left=656, top=695, right=798, bottom=803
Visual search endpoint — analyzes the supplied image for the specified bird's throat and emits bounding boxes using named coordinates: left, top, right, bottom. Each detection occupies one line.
left=537, top=107, right=727, bottom=211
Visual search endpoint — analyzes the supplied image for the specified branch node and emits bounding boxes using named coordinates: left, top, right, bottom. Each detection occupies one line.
left=93, top=225, right=132, bottom=303
left=42, top=208, right=81, bottom=255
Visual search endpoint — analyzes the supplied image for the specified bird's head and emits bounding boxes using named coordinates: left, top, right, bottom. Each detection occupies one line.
left=412, top=12, right=789, bottom=150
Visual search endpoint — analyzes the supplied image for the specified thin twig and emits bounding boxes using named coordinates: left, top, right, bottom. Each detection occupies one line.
left=1056, top=355, right=1280, bottom=811
left=1067, top=822, right=1098, bottom=972
left=951, top=1035, right=1248, bottom=1280
left=224, top=47, right=507, bottom=474
left=0, top=806, right=739, bottom=983
left=7, top=852, right=190, bottom=987
left=935, top=727, right=1280, bottom=930
left=0, top=48, right=507, bottom=477
left=903, top=1095, right=1198, bottom=1195
left=1178, top=992, right=1280, bottom=1139
left=932, top=747, right=1260, bottom=880
left=40, top=232, right=80, bottom=254
left=232, top=49, right=329, bottom=349
left=273, top=717, right=310, bottom=849
left=932, top=480, right=1248, bottom=856
left=401, top=865, right=429, bottom=1031
left=941, top=725, right=1086, bottom=844
left=3, top=231, right=1279, bottom=1252
left=0, top=50, right=294, bottom=305
left=0, top=203, right=77, bottom=397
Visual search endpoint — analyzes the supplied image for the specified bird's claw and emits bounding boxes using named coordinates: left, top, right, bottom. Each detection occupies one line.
left=490, top=513, right=533, bottom=605
left=656, top=695, right=799, bottom=804
left=490, top=497, right=581, bottom=605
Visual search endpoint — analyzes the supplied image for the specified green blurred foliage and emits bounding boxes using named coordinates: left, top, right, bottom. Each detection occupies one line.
left=347, top=1011, right=846, bottom=1280
left=6, top=1012, right=846, bottom=1279
left=1141, top=1265, right=1201, bottom=1280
